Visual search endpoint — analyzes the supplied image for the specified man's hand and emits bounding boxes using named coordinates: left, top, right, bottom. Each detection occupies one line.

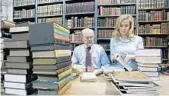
left=72, top=64, right=86, bottom=77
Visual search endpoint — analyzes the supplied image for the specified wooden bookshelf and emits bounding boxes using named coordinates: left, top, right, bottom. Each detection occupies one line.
left=14, top=4, right=35, bottom=9
left=96, top=0, right=137, bottom=55
left=13, top=17, right=35, bottom=20
left=97, top=27, right=115, bottom=29
left=98, top=3, right=136, bottom=7
left=69, top=27, right=94, bottom=30
left=138, top=33, right=169, bottom=36
left=65, top=12, right=95, bottom=16
left=138, top=20, right=169, bottom=23
left=38, top=1, right=63, bottom=6
left=138, top=7, right=169, bottom=11
left=38, top=15, right=62, bottom=18
left=98, top=15, right=136, bottom=17
left=12, top=0, right=169, bottom=65
left=138, top=0, right=169, bottom=65
left=144, top=46, right=168, bottom=48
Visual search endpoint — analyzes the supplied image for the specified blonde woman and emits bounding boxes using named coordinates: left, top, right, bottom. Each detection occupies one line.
left=110, top=14, right=144, bottom=71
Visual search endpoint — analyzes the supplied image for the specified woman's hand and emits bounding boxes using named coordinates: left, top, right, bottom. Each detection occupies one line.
left=112, top=53, right=121, bottom=60
left=124, top=54, right=136, bottom=63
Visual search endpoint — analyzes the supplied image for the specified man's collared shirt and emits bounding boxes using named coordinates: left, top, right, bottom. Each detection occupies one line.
left=71, top=44, right=110, bottom=69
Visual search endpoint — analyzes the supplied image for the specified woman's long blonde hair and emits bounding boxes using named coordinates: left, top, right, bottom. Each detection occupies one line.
left=113, top=14, right=134, bottom=40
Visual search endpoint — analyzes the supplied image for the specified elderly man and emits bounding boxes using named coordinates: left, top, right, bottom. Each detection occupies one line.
left=71, top=28, right=110, bottom=72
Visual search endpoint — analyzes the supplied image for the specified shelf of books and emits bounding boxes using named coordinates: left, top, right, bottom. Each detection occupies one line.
left=13, top=0, right=36, bottom=23
left=66, top=0, right=95, bottom=51
left=138, top=0, right=169, bottom=64
left=37, top=0, right=64, bottom=24
left=96, top=0, right=137, bottom=56
left=12, top=0, right=169, bottom=64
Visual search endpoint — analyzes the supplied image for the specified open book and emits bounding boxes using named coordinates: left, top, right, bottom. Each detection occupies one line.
left=80, top=72, right=97, bottom=82
left=116, top=56, right=133, bottom=71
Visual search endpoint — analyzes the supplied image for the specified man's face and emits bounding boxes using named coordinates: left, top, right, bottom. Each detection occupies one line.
left=82, top=31, right=94, bottom=47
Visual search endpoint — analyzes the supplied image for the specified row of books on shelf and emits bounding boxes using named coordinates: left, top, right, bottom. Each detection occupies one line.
left=99, top=6, right=136, bottom=16
left=97, top=29, right=113, bottom=38
left=98, top=18, right=116, bottom=27
left=143, top=37, right=168, bottom=47
left=98, top=0, right=136, bottom=5
left=70, top=31, right=82, bottom=43
left=37, top=0, right=63, bottom=4
left=37, top=4, right=63, bottom=17
left=97, top=29, right=137, bottom=38
left=14, top=9, right=35, bottom=19
left=67, top=17, right=94, bottom=28
left=138, top=0, right=169, bottom=9
left=98, top=17, right=137, bottom=27
left=138, top=23, right=169, bottom=34
left=66, top=1, right=94, bottom=14
left=38, top=17, right=62, bottom=24
left=14, top=0, right=35, bottom=7
left=138, top=11, right=169, bottom=21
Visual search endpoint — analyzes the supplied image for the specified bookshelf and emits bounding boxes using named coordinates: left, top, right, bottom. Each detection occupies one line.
left=96, top=0, right=137, bottom=56
left=12, top=0, right=169, bottom=64
left=13, top=0, right=36, bottom=23
left=138, top=0, right=169, bottom=64
left=65, top=0, right=95, bottom=51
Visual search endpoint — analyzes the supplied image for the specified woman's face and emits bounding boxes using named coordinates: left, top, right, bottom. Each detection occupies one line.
left=119, top=19, right=130, bottom=36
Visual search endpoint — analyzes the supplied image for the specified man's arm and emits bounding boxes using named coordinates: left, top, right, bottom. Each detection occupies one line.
left=100, top=47, right=111, bottom=69
left=71, top=48, right=79, bottom=64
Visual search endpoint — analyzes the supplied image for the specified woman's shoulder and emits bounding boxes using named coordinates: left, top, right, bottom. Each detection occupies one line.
left=132, top=35, right=143, bottom=41
left=110, top=37, right=118, bottom=42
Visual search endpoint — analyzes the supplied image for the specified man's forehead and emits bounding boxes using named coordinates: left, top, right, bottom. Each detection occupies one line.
left=82, top=31, right=94, bottom=36
left=83, top=33, right=94, bottom=37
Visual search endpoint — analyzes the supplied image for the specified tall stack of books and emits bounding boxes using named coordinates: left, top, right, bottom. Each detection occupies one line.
left=110, top=71, right=159, bottom=95
left=136, top=49, right=161, bottom=81
left=3, top=22, right=37, bottom=95
left=0, top=20, right=15, bottom=94
left=29, top=22, right=72, bottom=95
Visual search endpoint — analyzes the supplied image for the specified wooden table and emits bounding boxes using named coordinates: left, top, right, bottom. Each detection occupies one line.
left=63, top=74, right=121, bottom=95
left=63, top=74, right=169, bottom=95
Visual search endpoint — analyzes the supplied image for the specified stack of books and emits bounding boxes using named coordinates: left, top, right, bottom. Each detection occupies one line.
left=0, top=20, right=15, bottom=94
left=3, top=22, right=37, bottom=95
left=110, top=71, right=159, bottom=95
left=29, top=22, right=72, bottom=95
left=136, top=49, right=161, bottom=81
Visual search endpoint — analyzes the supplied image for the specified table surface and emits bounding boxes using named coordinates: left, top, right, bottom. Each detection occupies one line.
left=63, top=74, right=169, bottom=95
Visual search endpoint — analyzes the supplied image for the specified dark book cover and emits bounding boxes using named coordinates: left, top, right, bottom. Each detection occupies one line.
left=29, top=23, right=55, bottom=46
left=12, top=32, right=29, bottom=41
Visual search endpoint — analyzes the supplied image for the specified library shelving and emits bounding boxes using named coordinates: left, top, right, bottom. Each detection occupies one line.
left=12, top=0, right=169, bottom=64
left=138, top=0, right=169, bottom=64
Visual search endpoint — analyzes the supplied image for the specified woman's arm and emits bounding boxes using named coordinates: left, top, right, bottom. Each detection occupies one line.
left=125, top=36, right=144, bottom=62
left=110, top=38, right=120, bottom=62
